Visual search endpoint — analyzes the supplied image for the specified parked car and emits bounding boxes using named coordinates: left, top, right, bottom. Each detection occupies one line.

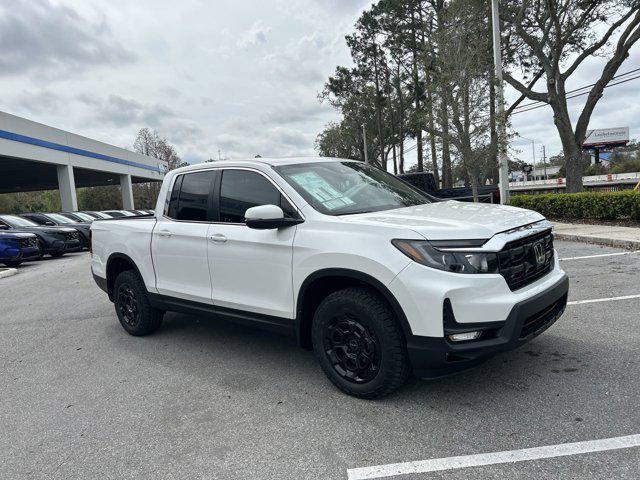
left=82, top=211, right=114, bottom=220
left=398, top=172, right=500, bottom=203
left=0, top=231, right=41, bottom=267
left=0, top=215, right=81, bottom=257
left=21, top=213, right=91, bottom=249
left=60, top=211, right=97, bottom=223
left=91, top=157, right=568, bottom=399
left=102, top=210, right=135, bottom=218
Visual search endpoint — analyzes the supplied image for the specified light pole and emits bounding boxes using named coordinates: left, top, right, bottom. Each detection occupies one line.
left=518, top=134, right=538, bottom=182
left=362, top=124, right=369, bottom=164
left=491, top=0, right=509, bottom=204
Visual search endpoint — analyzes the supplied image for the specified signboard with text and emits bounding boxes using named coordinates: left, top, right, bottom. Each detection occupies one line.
left=582, top=127, right=629, bottom=149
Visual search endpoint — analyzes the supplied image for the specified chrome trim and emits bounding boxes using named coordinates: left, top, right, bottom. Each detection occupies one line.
left=435, top=220, right=553, bottom=252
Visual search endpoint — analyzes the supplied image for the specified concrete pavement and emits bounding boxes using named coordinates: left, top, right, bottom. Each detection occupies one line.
left=553, top=221, right=640, bottom=250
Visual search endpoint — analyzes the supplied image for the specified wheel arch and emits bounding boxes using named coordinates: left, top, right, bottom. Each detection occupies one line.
left=106, top=252, right=146, bottom=302
left=295, top=268, right=413, bottom=350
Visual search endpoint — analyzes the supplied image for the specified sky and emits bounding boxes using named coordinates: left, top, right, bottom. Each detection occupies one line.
left=1, top=0, right=639, bottom=170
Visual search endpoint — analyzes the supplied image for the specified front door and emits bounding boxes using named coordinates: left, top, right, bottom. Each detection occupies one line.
left=207, top=169, right=299, bottom=319
left=152, top=170, right=216, bottom=304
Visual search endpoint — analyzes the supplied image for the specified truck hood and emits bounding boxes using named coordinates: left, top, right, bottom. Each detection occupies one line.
left=340, top=201, right=544, bottom=240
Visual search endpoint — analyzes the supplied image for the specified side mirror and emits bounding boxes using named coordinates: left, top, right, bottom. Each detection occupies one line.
left=45, top=221, right=55, bottom=226
left=245, top=205, right=303, bottom=229
left=0, top=224, right=8, bottom=230
left=245, top=205, right=285, bottom=229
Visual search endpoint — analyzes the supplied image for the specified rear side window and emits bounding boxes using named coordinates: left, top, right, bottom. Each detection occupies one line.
left=219, top=170, right=296, bottom=223
left=167, top=171, right=215, bottom=221
left=165, top=175, right=183, bottom=219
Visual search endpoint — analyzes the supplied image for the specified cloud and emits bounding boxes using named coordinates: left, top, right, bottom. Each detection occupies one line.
left=16, top=89, right=63, bottom=115
left=0, top=0, right=134, bottom=77
left=237, top=21, right=271, bottom=48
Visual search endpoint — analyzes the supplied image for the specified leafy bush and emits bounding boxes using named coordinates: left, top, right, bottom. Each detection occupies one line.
left=509, top=190, right=640, bottom=221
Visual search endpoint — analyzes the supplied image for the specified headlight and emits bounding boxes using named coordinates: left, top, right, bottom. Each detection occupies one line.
left=392, top=239, right=498, bottom=274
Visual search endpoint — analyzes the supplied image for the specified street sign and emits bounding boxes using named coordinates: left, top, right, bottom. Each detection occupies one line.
left=583, top=127, right=629, bottom=148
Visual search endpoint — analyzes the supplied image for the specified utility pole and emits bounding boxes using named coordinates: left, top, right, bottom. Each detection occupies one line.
left=542, top=145, right=548, bottom=180
left=491, top=0, right=509, bottom=204
left=218, top=149, right=222, bottom=161
left=362, top=124, right=369, bottom=164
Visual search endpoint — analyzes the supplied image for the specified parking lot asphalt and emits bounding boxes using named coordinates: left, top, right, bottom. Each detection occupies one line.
left=1, top=241, right=639, bottom=479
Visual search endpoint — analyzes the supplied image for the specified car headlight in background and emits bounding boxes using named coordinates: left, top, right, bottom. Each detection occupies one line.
left=392, top=239, right=498, bottom=274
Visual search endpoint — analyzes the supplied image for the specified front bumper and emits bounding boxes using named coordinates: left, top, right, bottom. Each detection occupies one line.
left=407, top=274, right=569, bottom=378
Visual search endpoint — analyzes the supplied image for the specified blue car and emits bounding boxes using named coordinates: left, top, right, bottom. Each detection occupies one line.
left=0, top=232, right=41, bottom=267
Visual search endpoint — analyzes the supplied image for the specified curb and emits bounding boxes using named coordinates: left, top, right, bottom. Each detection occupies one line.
left=554, top=232, right=640, bottom=250
left=0, top=268, right=18, bottom=279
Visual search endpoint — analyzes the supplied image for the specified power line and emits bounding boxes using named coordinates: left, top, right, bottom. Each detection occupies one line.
left=510, top=67, right=640, bottom=113
left=512, top=73, right=640, bottom=115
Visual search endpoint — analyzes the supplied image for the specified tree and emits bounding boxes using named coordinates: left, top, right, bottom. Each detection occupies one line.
left=133, top=128, right=187, bottom=173
left=500, top=1, right=640, bottom=192
left=315, top=122, right=362, bottom=159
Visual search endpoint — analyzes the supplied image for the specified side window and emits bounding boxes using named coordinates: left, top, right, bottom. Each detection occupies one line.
left=165, top=175, right=183, bottom=219
left=219, top=170, right=297, bottom=223
left=165, top=171, right=215, bottom=221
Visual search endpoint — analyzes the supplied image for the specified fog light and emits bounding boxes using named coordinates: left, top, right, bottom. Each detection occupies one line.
left=447, top=331, right=482, bottom=342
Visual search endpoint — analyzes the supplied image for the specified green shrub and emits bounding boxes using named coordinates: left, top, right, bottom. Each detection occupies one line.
left=509, top=190, right=640, bottom=221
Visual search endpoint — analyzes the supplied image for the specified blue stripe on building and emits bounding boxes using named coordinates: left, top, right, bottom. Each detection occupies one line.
left=0, top=129, right=161, bottom=173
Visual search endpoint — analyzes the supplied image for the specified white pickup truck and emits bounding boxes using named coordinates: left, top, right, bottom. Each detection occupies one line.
left=91, top=157, right=568, bottom=398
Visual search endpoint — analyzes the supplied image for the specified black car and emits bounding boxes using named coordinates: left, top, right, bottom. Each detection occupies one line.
left=80, top=211, right=114, bottom=220
left=21, top=213, right=91, bottom=250
left=0, top=215, right=81, bottom=257
left=59, top=211, right=97, bottom=223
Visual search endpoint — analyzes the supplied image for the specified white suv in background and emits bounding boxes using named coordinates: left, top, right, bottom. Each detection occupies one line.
left=91, top=157, right=569, bottom=398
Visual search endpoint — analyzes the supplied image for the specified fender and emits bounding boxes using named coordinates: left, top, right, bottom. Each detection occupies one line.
left=105, top=252, right=147, bottom=301
left=295, top=268, right=414, bottom=347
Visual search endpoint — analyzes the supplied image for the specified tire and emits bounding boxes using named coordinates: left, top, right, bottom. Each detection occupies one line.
left=311, top=286, right=410, bottom=399
left=50, top=251, right=65, bottom=258
left=113, top=270, right=164, bottom=336
left=3, top=260, right=23, bottom=268
left=36, top=240, right=45, bottom=259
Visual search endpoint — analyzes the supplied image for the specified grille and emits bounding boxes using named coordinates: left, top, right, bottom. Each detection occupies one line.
left=497, top=229, right=554, bottom=291
left=65, top=231, right=79, bottom=241
left=520, top=293, right=567, bottom=339
left=20, top=237, right=38, bottom=248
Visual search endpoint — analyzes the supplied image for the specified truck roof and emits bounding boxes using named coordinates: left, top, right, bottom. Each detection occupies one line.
left=171, top=156, right=353, bottom=174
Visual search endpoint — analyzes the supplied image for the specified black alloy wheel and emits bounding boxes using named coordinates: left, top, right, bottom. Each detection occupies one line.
left=324, top=312, right=381, bottom=384
left=117, top=282, right=140, bottom=328
left=311, top=286, right=410, bottom=399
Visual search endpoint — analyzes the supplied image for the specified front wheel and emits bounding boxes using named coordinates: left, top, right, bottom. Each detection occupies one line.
left=50, top=251, right=65, bottom=258
left=2, top=260, right=22, bottom=268
left=311, top=286, right=410, bottom=399
left=113, top=270, right=163, bottom=336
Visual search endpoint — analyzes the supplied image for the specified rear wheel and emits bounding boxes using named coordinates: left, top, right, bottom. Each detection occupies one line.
left=113, top=270, right=163, bottom=336
left=311, top=286, right=410, bottom=399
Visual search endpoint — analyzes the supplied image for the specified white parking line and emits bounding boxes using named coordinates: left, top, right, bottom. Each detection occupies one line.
left=346, top=434, right=640, bottom=480
left=567, top=294, right=640, bottom=305
left=560, top=251, right=639, bottom=261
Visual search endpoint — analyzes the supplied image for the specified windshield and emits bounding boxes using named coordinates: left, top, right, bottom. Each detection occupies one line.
left=47, top=213, right=77, bottom=224
left=274, top=161, right=431, bottom=216
left=0, top=215, right=39, bottom=227
left=71, top=212, right=93, bottom=221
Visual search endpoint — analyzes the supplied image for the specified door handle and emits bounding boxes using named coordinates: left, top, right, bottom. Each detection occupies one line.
left=157, top=229, right=173, bottom=237
left=209, top=233, right=227, bottom=243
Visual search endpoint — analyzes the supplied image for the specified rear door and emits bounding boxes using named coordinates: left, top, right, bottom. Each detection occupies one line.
left=152, top=170, right=216, bottom=304
left=207, top=168, right=299, bottom=319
